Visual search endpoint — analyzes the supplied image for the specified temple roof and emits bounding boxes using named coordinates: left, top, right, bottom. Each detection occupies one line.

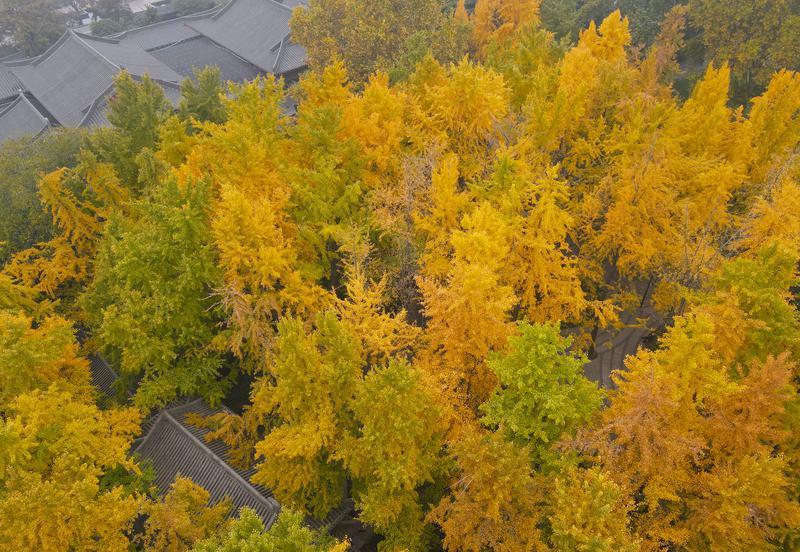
left=187, top=0, right=299, bottom=74
left=6, top=31, right=181, bottom=127
left=134, top=400, right=283, bottom=525
left=0, top=0, right=308, bottom=142
left=133, top=398, right=353, bottom=530
left=150, top=36, right=262, bottom=83
left=89, top=353, right=120, bottom=398
left=114, top=8, right=219, bottom=51
left=0, top=94, right=50, bottom=142
left=89, top=357, right=352, bottom=530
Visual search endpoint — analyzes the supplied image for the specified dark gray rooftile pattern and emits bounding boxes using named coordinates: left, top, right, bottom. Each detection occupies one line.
left=582, top=282, right=664, bottom=389
left=89, top=353, right=119, bottom=398
left=135, top=399, right=353, bottom=530
left=161, top=81, right=183, bottom=105
left=0, top=0, right=306, bottom=140
left=75, top=32, right=182, bottom=83
left=188, top=0, right=302, bottom=74
left=150, top=36, right=262, bottom=81
left=274, top=40, right=306, bottom=75
left=9, top=33, right=117, bottom=126
left=0, top=94, right=50, bottom=142
left=114, top=14, right=210, bottom=51
left=0, top=67, right=23, bottom=100
left=7, top=32, right=180, bottom=127
left=88, top=352, right=353, bottom=532
left=135, top=399, right=282, bottom=526
left=166, top=400, right=353, bottom=531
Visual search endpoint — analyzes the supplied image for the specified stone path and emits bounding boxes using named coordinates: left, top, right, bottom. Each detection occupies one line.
left=583, top=282, right=666, bottom=389
left=583, top=318, right=653, bottom=389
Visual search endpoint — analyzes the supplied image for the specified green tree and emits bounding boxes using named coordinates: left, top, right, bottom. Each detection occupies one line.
left=0, top=0, right=66, bottom=56
left=287, top=64, right=370, bottom=279
left=689, top=0, right=800, bottom=98
left=179, top=66, right=227, bottom=126
left=548, top=466, right=639, bottom=551
left=693, top=245, right=800, bottom=368
left=340, top=359, right=446, bottom=551
left=83, top=178, right=224, bottom=410
left=91, top=18, right=126, bottom=36
left=0, top=386, right=142, bottom=551
left=0, top=129, right=85, bottom=264
left=195, top=508, right=347, bottom=552
left=539, top=0, right=682, bottom=45
left=251, top=314, right=358, bottom=518
left=173, top=0, right=216, bottom=16
left=290, top=0, right=469, bottom=84
left=480, top=322, right=604, bottom=465
left=91, top=72, right=172, bottom=188
left=91, top=0, right=132, bottom=22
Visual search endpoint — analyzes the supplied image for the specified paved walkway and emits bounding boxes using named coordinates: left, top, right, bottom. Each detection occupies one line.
left=583, top=282, right=666, bottom=389
left=583, top=317, right=653, bottom=388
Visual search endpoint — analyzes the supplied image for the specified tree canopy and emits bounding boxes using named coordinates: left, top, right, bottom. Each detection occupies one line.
left=2, top=1, right=800, bottom=550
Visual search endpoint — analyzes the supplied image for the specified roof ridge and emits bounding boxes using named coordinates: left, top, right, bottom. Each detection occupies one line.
left=210, top=0, right=240, bottom=20
left=265, top=0, right=297, bottom=14
left=0, top=93, right=53, bottom=128
left=6, top=31, right=72, bottom=68
left=158, top=408, right=280, bottom=513
left=21, top=92, right=60, bottom=126
left=18, top=93, right=50, bottom=126
left=0, top=94, right=22, bottom=117
left=72, top=30, right=122, bottom=44
left=70, top=31, right=121, bottom=73
left=89, top=352, right=120, bottom=379
left=78, top=83, right=115, bottom=127
left=182, top=20, right=264, bottom=72
left=133, top=411, right=165, bottom=454
left=272, top=34, right=289, bottom=73
left=213, top=0, right=295, bottom=22
left=111, top=5, right=221, bottom=41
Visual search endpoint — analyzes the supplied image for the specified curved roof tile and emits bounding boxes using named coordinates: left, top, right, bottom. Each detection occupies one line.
left=0, top=94, right=50, bottom=142
left=8, top=31, right=180, bottom=127
left=135, top=400, right=282, bottom=525
left=187, top=0, right=304, bottom=74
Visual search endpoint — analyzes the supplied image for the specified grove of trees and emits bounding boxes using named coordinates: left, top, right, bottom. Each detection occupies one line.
left=2, top=0, right=800, bottom=551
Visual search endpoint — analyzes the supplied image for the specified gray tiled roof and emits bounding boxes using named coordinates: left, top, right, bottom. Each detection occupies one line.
left=0, top=66, right=23, bottom=100
left=0, top=0, right=306, bottom=141
left=150, top=36, right=262, bottom=81
left=8, top=33, right=118, bottom=126
left=89, top=353, right=119, bottom=397
left=7, top=31, right=180, bottom=127
left=79, top=86, right=113, bottom=128
left=187, top=0, right=304, bottom=74
left=76, top=32, right=182, bottom=83
left=114, top=8, right=220, bottom=51
left=78, top=78, right=181, bottom=129
left=135, top=399, right=282, bottom=526
left=274, top=38, right=306, bottom=75
left=0, top=94, right=50, bottom=142
left=134, top=398, right=353, bottom=530
left=88, top=355, right=353, bottom=531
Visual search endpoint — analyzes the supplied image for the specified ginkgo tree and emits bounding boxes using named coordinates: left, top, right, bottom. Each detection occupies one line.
left=0, top=386, right=142, bottom=551
left=2, top=3, right=800, bottom=550
left=82, top=178, right=224, bottom=410
left=588, top=247, right=800, bottom=549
